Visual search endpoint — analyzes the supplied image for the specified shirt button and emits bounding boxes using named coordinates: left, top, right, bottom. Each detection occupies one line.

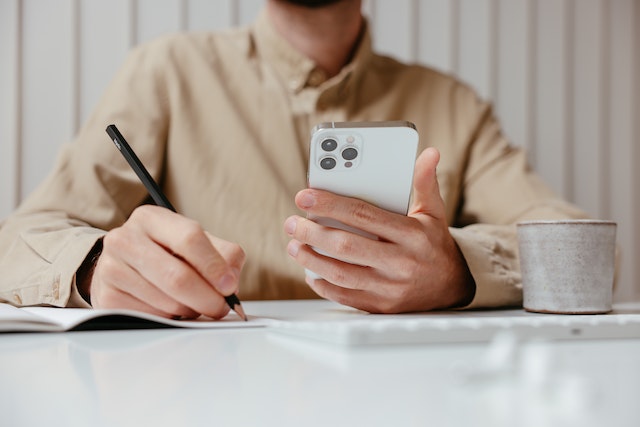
left=308, top=69, right=327, bottom=87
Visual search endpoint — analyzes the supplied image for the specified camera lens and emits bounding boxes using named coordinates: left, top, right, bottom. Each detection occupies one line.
left=342, top=147, right=358, bottom=161
left=320, top=156, right=337, bottom=170
left=321, top=138, right=338, bottom=152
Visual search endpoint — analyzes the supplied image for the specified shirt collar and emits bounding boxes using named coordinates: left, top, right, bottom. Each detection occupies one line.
left=252, top=9, right=373, bottom=94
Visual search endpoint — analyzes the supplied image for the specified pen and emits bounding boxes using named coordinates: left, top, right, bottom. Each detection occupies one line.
left=105, top=124, right=247, bottom=321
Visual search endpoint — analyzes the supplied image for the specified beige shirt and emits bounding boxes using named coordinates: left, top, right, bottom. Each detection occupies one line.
left=0, top=12, right=587, bottom=309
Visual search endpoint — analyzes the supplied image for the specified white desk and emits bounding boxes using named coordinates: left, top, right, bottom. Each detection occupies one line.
left=1, top=300, right=639, bottom=427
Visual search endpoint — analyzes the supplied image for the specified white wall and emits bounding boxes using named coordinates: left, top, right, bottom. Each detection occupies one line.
left=1, top=0, right=639, bottom=302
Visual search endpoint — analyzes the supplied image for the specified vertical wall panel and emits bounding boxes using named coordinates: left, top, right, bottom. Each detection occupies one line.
left=186, top=0, right=234, bottom=31
left=608, top=0, right=636, bottom=305
left=457, top=0, right=495, bottom=100
left=236, top=0, right=263, bottom=26
left=495, top=0, right=532, bottom=151
left=79, top=0, right=130, bottom=125
left=418, top=0, right=457, bottom=74
left=136, top=0, right=182, bottom=44
left=534, top=0, right=572, bottom=199
left=21, top=0, right=75, bottom=199
left=572, top=0, right=607, bottom=217
left=369, top=0, right=415, bottom=63
left=0, top=0, right=20, bottom=220
left=634, top=0, right=640, bottom=303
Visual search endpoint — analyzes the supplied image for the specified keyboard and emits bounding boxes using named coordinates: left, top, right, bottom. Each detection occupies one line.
left=268, top=309, right=640, bottom=345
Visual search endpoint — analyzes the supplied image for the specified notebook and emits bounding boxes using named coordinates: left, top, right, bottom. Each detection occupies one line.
left=0, top=303, right=269, bottom=332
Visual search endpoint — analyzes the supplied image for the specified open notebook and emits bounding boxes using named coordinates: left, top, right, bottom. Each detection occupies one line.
left=0, top=303, right=271, bottom=332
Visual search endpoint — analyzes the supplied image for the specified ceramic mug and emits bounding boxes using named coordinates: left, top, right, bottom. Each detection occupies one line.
left=516, top=220, right=617, bottom=314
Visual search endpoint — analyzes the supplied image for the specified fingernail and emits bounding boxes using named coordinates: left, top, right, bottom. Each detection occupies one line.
left=287, top=240, right=301, bottom=257
left=284, top=217, right=297, bottom=235
left=218, top=272, right=236, bottom=294
left=299, top=192, right=315, bottom=209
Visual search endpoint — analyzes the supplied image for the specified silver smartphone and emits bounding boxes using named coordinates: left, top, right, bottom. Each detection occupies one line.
left=306, top=121, right=419, bottom=277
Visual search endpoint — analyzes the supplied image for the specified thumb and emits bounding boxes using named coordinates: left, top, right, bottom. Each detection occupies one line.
left=205, top=231, right=246, bottom=275
left=409, top=147, right=446, bottom=220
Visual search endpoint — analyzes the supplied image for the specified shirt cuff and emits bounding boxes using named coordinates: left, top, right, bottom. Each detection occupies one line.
left=449, top=225, right=523, bottom=309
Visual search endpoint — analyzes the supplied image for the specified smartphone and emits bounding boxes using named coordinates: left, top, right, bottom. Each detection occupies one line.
left=306, top=121, right=419, bottom=278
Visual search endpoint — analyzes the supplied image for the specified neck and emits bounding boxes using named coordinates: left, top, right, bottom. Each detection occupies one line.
left=266, top=0, right=363, bottom=78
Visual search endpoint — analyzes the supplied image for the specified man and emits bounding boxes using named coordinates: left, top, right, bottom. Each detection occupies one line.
left=0, top=0, right=587, bottom=318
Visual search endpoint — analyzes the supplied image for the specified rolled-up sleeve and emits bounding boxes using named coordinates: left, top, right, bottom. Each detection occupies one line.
left=447, top=94, right=589, bottom=309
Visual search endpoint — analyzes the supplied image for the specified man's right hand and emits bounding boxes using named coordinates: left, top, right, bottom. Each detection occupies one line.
left=85, top=205, right=245, bottom=319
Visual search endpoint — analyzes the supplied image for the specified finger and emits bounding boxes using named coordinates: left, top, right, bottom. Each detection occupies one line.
left=128, top=241, right=231, bottom=319
left=95, top=251, right=199, bottom=319
left=205, top=232, right=246, bottom=274
left=287, top=238, right=391, bottom=290
left=409, top=147, right=446, bottom=220
left=104, top=220, right=230, bottom=319
left=131, top=206, right=239, bottom=295
left=305, top=276, right=391, bottom=314
left=93, top=285, right=181, bottom=319
left=284, top=215, right=406, bottom=272
left=294, top=190, right=414, bottom=243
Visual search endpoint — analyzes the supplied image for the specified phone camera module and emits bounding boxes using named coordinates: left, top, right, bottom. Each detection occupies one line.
left=321, top=138, right=338, bottom=152
left=320, top=156, right=337, bottom=170
left=341, top=147, right=358, bottom=161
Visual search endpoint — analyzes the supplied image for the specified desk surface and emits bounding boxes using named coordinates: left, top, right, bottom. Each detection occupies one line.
left=1, top=300, right=639, bottom=427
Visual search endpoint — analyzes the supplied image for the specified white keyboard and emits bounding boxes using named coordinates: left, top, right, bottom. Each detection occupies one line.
left=269, top=310, right=640, bottom=345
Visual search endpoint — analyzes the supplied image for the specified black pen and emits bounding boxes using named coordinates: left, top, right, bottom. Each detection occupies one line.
left=105, top=124, right=247, bottom=321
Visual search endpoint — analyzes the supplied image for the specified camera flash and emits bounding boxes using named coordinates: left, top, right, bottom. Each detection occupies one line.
left=346, top=135, right=354, bottom=143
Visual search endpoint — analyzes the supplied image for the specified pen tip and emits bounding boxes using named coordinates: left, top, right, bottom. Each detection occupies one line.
left=234, top=304, right=248, bottom=321
left=224, top=294, right=247, bottom=321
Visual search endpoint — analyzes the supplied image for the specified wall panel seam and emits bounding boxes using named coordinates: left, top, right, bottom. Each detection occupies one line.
left=564, top=0, right=575, bottom=201
left=180, top=0, right=188, bottom=31
left=634, top=0, right=640, bottom=299
left=526, top=0, right=536, bottom=161
left=72, top=0, right=81, bottom=135
left=488, top=0, right=498, bottom=102
left=129, top=0, right=138, bottom=48
left=600, top=0, right=611, bottom=219
left=410, top=0, right=419, bottom=62
left=15, top=0, right=24, bottom=206
left=231, top=0, right=240, bottom=27
left=450, top=0, right=460, bottom=74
